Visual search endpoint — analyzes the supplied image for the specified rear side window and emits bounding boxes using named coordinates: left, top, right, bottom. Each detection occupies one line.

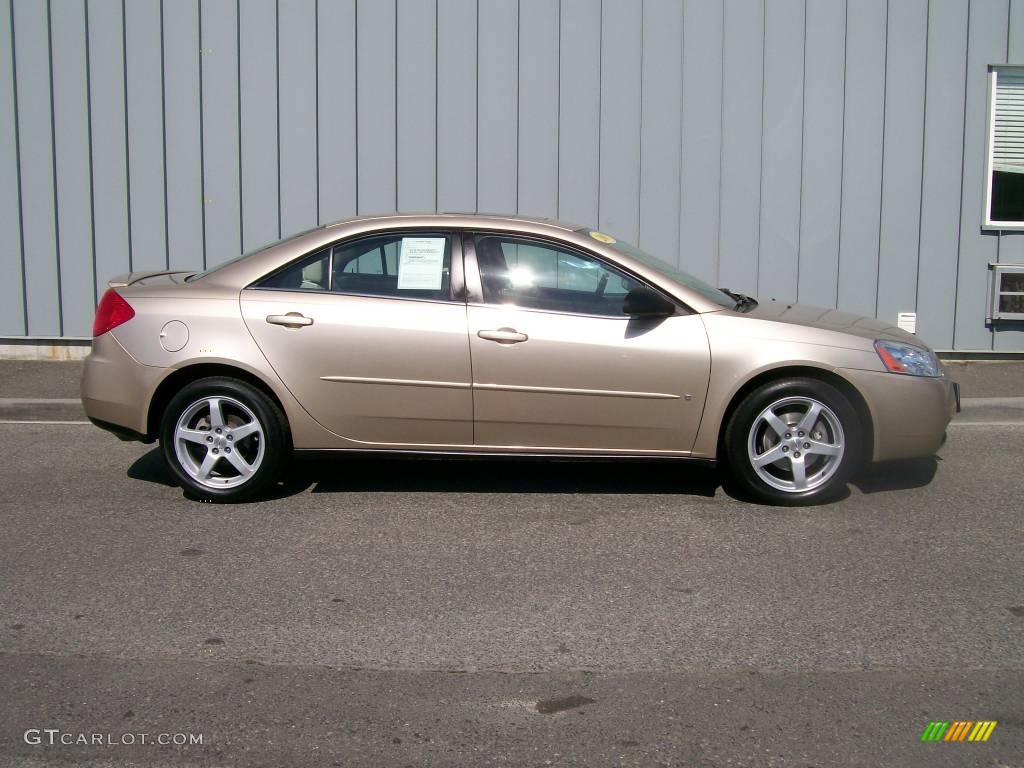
left=257, top=233, right=452, bottom=301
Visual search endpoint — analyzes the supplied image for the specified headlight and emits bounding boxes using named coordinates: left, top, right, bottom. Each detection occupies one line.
left=873, top=340, right=941, bottom=377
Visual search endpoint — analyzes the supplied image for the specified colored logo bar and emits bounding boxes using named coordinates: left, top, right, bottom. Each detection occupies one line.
left=921, top=721, right=997, bottom=742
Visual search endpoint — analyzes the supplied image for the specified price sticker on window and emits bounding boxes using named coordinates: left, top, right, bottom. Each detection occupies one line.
left=397, top=237, right=446, bottom=290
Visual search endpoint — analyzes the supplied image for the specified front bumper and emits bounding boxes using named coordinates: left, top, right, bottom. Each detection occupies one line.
left=80, top=332, right=163, bottom=440
left=840, top=368, right=958, bottom=462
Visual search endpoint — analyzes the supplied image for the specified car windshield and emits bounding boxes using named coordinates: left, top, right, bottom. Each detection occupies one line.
left=185, top=225, right=324, bottom=282
left=576, top=228, right=735, bottom=308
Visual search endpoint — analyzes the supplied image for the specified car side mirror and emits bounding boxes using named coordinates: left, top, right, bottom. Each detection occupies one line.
left=623, top=287, right=675, bottom=318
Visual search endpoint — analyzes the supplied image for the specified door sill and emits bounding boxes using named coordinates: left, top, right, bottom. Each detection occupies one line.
left=293, top=447, right=715, bottom=466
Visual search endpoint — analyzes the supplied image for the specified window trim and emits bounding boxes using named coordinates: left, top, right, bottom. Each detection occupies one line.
left=246, top=230, right=465, bottom=304
left=463, top=230, right=691, bottom=319
left=983, top=65, right=1024, bottom=230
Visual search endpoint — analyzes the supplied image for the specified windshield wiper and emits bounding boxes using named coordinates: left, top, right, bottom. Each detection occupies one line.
left=733, top=294, right=757, bottom=312
left=721, top=288, right=758, bottom=312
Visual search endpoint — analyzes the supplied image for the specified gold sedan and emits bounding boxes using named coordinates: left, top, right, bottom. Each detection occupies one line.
left=81, top=214, right=958, bottom=505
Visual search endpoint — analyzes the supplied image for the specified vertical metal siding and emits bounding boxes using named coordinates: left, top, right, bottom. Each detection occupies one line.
left=0, top=0, right=25, bottom=334
left=597, top=0, right=641, bottom=243
left=757, top=0, right=804, bottom=303
left=355, top=0, right=395, bottom=215
left=86, top=0, right=130, bottom=305
left=238, top=0, right=278, bottom=250
left=917, top=0, right=968, bottom=350
left=396, top=0, right=437, bottom=212
left=162, top=0, right=203, bottom=273
left=124, top=0, right=167, bottom=275
left=556, top=0, right=600, bottom=227
left=278, top=0, right=317, bottom=235
left=2, top=0, right=1023, bottom=350
left=200, top=0, right=241, bottom=271
left=638, top=0, right=683, bottom=264
left=517, top=0, right=559, bottom=220
left=876, top=0, right=927, bottom=330
left=836, top=0, right=886, bottom=317
left=678, top=0, right=723, bottom=288
left=316, top=0, right=356, bottom=223
left=717, top=0, right=763, bottom=296
left=13, top=0, right=61, bottom=335
left=476, top=0, right=518, bottom=214
left=51, top=0, right=94, bottom=333
left=797, top=0, right=845, bottom=309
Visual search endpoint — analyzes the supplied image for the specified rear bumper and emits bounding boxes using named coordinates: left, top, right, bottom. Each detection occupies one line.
left=840, top=368, right=957, bottom=462
left=80, top=333, right=163, bottom=440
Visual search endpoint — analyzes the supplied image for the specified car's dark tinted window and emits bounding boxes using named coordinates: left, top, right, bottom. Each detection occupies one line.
left=258, top=233, right=452, bottom=301
left=474, top=235, right=643, bottom=316
left=258, top=249, right=331, bottom=291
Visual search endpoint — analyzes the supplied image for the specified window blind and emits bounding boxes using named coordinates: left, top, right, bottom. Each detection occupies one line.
left=993, top=68, right=1024, bottom=174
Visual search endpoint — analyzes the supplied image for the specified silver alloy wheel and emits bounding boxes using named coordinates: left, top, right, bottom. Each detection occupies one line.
left=173, top=395, right=265, bottom=490
left=746, top=396, right=845, bottom=493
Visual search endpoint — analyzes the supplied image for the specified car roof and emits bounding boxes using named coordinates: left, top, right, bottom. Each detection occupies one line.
left=186, top=212, right=727, bottom=314
left=323, top=212, right=585, bottom=233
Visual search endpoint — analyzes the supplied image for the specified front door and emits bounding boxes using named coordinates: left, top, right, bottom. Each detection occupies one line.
left=465, top=233, right=711, bottom=453
left=241, top=231, right=473, bottom=447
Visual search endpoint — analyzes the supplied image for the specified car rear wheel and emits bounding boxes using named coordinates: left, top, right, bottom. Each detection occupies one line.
left=724, top=377, right=863, bottom=506
left=160, top=377, right=290, bottom=502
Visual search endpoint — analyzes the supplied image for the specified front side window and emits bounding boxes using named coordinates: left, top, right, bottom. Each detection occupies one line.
left=986, top=66, right=1024, bottom=228
left=257, top=233, right=452, bottom=301
left=474, top=235, right=644, bottom=316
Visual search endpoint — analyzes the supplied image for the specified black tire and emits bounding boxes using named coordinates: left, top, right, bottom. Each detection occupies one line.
left=723, top=377, right=863, bottom=506
left=159, top=376, right=290, bottom=502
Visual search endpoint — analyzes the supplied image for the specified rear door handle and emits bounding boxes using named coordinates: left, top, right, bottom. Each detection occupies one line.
left=477, top=328, right=528, bottom=344
left=266, top=312, right=314, bottom=328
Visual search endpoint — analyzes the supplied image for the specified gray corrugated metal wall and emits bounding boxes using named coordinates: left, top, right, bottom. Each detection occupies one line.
left=2, top=0, right=1023, bottom=350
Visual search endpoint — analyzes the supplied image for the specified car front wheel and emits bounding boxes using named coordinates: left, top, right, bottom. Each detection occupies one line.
left=160, top=377, right=289, bottom=502
left=724, top=377, right=863, bottom=505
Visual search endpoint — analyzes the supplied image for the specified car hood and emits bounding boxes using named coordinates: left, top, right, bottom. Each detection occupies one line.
left=735, top=299, right=923, bottom=346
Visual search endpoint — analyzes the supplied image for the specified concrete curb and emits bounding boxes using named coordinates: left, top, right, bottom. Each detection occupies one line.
left=0, top=396, right=1022, bottom=425
left=954, top=397, right=1024, bottom=424
left=0, top=398, right=87, bottom=422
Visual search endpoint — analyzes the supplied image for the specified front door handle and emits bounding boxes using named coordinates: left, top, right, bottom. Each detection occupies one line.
left=266, top=312, right=314, bottom=328
left=477, top=328, right=528, bottom=344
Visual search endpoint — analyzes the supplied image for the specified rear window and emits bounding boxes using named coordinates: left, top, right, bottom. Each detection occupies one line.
left=186, top=225, right=324, bottom=282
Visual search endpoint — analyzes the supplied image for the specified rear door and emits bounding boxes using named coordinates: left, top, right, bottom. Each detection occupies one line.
left=241, top=231, right=474, bottom=447
left=465, top=233, right=711, bottom=453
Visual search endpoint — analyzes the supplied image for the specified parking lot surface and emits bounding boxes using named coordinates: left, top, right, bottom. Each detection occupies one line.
left=1, top=421, right=1022, bottom=766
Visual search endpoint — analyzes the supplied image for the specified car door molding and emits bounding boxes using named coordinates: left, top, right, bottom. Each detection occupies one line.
left=471, top=382, right=681, bottom=400
left=319, top=375, right=471, bottom=390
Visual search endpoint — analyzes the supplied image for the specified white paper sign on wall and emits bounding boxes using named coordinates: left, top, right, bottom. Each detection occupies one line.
left=897, top=312, right=917, bottom=334
left=397, top=237, right=446, bottom=290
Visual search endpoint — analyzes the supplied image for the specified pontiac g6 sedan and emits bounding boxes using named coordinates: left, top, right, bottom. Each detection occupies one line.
left=81, top=214, right=959, bottom=505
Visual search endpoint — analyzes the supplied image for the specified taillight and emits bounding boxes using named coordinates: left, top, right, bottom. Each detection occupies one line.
left=92, top=288, right=135, bottom=336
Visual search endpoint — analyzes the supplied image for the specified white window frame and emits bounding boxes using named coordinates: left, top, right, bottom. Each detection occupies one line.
left=984, top=66, right=1024, bottom=230
left=988, top=263, right=1024, bottom=321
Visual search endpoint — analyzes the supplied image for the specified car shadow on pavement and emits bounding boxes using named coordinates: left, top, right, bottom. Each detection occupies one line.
left=850, top=456, right=939, bottom=494
left=127, top=448, right=940, bottom=503
left=127, top=447, right=722, bottom=499
left=299, top=456, right=722, bottom=496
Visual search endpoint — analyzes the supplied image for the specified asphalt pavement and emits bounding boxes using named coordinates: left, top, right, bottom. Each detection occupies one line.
left=1, top=410, right=1022, bottom=766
